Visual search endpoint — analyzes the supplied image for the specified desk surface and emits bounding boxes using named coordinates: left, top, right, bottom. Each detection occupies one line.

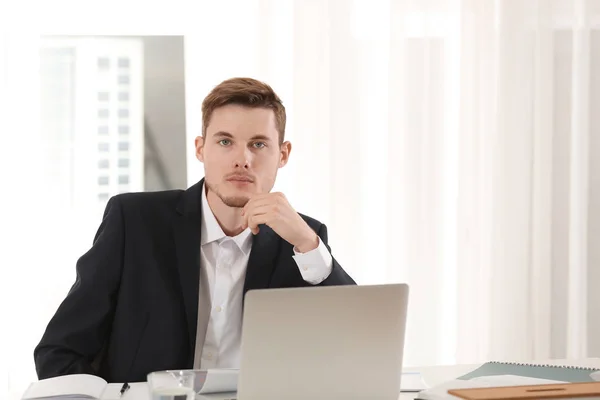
left=160, top=359, right=600, bottom=400
left=399, top=358, right=600, bottom=400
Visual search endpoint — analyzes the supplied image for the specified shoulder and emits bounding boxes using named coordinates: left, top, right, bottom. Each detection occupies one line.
left=97, top=190, right=187, bottom=237
left=107, top=189, right=185, bottom=215
left=113, top=189, right=184, bottom=204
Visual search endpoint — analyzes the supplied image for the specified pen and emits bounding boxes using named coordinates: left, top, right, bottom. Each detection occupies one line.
left=119, top=382, right=130, bottom=397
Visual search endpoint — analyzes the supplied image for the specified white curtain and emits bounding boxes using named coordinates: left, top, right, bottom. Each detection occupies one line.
left=184, top=0, right=599, bottom=366
left=1, top=0, right=599, bottom=399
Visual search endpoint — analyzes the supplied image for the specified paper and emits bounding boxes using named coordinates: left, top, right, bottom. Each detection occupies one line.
left=101, top=383, right=149, bottom=400
left=401, top=372, right=429, bottom=392
left=416, top=375, right=565, bottom=400
left=22, top=374, right=107, bottom=399
left=196, top=394, right=237, bottom=400
left=470, top=375, right=565, bottom=386
left=198, top=369, right=239, bottom=394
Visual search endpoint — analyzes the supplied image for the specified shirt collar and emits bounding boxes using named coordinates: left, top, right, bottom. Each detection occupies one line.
left=200, top=182, right=253, bottom=256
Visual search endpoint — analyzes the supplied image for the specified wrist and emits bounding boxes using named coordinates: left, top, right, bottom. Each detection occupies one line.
left=295, top=231, right=319, bottom=253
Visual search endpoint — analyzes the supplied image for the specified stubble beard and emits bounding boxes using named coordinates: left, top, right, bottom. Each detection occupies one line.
left=206, top=181, right=250, bottom=208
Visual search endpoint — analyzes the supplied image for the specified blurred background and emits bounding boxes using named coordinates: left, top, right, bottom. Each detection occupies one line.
left=1, top=0, right=599, bottom=399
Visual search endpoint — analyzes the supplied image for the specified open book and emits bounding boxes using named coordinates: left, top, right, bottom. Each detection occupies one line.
left=21, top=369, right=239, bottom=400
left=21, top=374, right=147, bottom=400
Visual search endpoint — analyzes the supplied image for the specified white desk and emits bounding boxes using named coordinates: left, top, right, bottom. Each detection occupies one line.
left=399, top=364, right=476, bottom=400
left=399, top=358, right=600, bottom=400
left=22, top=359, right=600, bottom=400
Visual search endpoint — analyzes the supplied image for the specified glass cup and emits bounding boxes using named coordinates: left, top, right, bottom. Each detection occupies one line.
left=147, top=370, right=196, bottom=400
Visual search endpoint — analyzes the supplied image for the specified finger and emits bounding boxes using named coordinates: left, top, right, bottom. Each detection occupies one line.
left=242, top=194, right=276, bottom=216
left=246, top=204, right=276, bottom=219
left=244, top=193, right=273, bottom=208
left=247, top=213, right=270, bottom=234
left=241, top=207, right=271, bottom=230
left=247, top=192, right=286, bottom=208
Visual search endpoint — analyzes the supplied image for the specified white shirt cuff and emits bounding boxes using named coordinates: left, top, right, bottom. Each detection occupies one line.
left=292, top=237, right=333, bottom=284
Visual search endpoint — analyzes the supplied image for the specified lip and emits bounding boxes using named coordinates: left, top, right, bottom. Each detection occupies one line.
left=226, top=176, right=254, bottom=183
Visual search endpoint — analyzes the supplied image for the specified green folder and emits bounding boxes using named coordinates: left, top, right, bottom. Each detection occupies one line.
left=458, top=361, right=599, bottom=383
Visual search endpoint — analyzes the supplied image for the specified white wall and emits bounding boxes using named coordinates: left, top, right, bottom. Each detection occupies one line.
left=588, top=30, right=600, bottom=357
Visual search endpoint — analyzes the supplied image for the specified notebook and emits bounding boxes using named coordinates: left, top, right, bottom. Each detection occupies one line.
left=21, top=369, right=238, bottom=400
left=416, top=361, right=600, bottom=400
left=416, top=375, right=568, bottom=400
left=21, top=374, right=147, bottom=400
left=457, top=361, right=600, bottom=383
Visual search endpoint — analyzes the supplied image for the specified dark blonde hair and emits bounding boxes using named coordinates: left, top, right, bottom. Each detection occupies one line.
left=201, top=77, right=286, bottom=144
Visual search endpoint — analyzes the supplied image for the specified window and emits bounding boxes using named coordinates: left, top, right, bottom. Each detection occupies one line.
left=118, top=57, right=130, bottom=68
left=97, top=57, right=110, bottom=69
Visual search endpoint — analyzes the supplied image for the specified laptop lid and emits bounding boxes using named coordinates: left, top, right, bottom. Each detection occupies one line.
left=237, top=283, right=409, bottom=400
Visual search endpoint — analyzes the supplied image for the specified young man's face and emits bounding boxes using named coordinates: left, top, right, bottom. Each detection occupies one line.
left=195, top=104, right=290, bottom=208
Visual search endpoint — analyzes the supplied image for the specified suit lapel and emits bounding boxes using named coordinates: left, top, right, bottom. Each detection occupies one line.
left=173, top=180, right=204, bottom=356
left=172, top=179, right=282, bottom=352
left=243, top=225, right=280, bottom=300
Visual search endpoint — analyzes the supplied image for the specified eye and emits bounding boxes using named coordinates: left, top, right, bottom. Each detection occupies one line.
left=218, top=139, right=231, bottom=146
left=252, top=142, right=266, bottom=149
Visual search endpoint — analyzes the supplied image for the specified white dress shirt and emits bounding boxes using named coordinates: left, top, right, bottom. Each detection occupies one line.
left=195, top=184, right=333, bottom=369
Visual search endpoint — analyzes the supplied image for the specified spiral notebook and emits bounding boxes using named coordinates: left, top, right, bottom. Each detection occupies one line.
left=457, top=361, right=600, bottom=383
left=415, top=362, right=600, bottom=400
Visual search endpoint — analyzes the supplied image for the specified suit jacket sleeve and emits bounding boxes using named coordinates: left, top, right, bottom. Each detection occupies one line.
left=34, top=196, right=125, bottom=379
left=315, top=223, right=357, bottom=286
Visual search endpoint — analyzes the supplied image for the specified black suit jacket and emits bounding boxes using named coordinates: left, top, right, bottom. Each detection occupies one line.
left=34, top=179, right=355, bottom=383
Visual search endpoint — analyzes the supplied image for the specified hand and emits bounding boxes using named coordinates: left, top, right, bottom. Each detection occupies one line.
left=241, top=192, right=319, bottom=253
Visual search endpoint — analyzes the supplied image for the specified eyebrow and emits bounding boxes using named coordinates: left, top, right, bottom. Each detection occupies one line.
left=250, top=134, right=272, bottom=142
left=213, top=131, right=273, bottom=142
left=213, top=131, right=233, bottom=138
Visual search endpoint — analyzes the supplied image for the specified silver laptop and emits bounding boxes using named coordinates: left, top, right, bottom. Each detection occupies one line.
left=237, top=284, right=409, bottom=400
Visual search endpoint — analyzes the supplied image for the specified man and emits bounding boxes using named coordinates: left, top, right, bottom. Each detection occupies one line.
left=34, top=77, right=356, bottom=383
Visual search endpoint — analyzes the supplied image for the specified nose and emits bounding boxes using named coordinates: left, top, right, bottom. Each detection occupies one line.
left=232, top=146, right=251, bottom=169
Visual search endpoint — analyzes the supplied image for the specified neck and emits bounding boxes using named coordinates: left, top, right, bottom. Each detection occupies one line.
left=206, top=189, right=245, bottom=237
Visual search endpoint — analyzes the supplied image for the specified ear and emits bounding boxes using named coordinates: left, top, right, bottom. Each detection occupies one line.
left=279, top=141, right=292, bottom=168
left=195, top=136, right=205, bottom=163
